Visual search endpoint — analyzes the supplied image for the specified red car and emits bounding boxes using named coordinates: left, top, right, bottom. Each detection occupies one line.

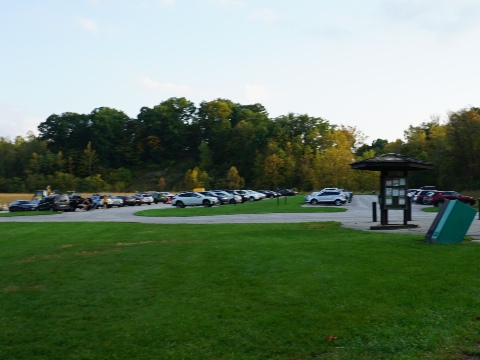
left=429, top=191, right=476, bottom=207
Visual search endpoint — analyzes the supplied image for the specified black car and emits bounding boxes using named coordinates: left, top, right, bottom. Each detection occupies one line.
left=257, top=190, right=280, bottom=198
left=278, top=189, right=298, bottom=196
left=8, top=200, right=32, bottom=212
left=20, top=198, right=55, bottom=211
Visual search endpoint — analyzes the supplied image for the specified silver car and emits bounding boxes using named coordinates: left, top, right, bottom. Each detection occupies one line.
left=305, top=191, right=346, bottom=206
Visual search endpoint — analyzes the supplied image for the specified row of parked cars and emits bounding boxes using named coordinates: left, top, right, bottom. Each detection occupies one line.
left=304, top=188, right=353, bottom=206
left=169, top=189, right=296, bottom=208
left=409, top=188, right=476, bottom=207
left=7, top=191, right=176, bottom=212
left=7, top=189, right=298, bottom=212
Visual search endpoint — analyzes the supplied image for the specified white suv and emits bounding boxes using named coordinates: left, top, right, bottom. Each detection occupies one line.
left=304, top=191, right=346, bottom=206
left=171, top=192, right=218, bottom=208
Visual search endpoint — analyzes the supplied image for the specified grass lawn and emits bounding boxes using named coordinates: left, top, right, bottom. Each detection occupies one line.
left=1, top=222, right=480, bottom=359
left=136, top=198, right=347, bottom=217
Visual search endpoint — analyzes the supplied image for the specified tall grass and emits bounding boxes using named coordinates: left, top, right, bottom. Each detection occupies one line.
left=1, top=222, right=480, bottom=359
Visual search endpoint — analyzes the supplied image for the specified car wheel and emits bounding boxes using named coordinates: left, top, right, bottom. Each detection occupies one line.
left=203, top=200, right=211, bottom=207
left=310, top=199, right=318, bottom=205
left=249, top=196, right=255, bottom=202
left=175, top=201, right=185, bottom=208
left=334, top=199, right=342, bottom=206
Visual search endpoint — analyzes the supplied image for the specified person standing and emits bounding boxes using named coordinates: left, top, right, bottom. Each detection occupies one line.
left=103, top=195, right=108, bottom=209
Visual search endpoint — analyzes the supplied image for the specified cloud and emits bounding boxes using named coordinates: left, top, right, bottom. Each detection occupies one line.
left=76, top=17, right=99, bottom=33
left=244, top=84, right=272, bottom=103
left=140, top=76, right=191, bottom=94
left=247, top=7, right=284, bottom=25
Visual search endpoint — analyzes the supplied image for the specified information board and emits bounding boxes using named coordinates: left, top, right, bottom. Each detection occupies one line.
left=384, top=177, right=407, bottom=209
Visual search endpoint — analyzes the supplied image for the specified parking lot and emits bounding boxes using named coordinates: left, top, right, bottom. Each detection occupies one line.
left=2, top=195, right=480, bottom=237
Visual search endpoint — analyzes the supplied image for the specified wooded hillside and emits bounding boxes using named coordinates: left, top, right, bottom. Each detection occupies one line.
left=0, top=98, right=478, bottom=193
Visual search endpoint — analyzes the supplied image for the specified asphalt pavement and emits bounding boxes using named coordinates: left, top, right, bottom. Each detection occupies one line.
left=1, top=195, right=480, bottom=238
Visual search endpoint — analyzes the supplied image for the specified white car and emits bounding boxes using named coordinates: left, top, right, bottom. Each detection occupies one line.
left=304, top=190, right=347, bottom=206
left=108, top=195, right=124, bottom=207
left=171, top=192, right=219, bottom=208
left=213, top=190, right=242, bottom=204
left=236, top=190, right=263, bottom=202
left=135, top=194, right=154, bottom=205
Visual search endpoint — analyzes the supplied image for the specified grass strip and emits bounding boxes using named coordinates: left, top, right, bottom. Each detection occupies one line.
left=136, top=198, right=347, bottom=217
left=0, top=211, right=60, bottom=217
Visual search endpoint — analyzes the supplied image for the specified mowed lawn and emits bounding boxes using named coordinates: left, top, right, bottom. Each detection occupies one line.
left=1, top=222, right=480, bottom=359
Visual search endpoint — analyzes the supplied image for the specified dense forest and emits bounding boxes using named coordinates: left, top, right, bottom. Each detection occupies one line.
left=0, top=97, right=479, bottom=193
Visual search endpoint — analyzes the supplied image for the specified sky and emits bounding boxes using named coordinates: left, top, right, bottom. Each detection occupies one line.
left=2, top=0, right=480, bottom=143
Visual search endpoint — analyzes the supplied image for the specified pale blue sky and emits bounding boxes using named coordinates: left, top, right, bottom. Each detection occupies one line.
left=2, top=0, right=480, bottom=143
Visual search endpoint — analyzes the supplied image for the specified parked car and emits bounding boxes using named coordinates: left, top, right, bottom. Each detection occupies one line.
left=339, top=189, right=354, bottom=203
left=247, top=190, right=267, bottom=200
left=304, top=190, right=347, bottom=206
left=68, top=193, right=86, bottom=211
left=42, top=194, right=71, bottom=211
left=278, top=189, right=298, bottom=196
left=108, top=195, right=124, bottom=207
left=91, top=195, right=112, bottom=208
left=115, top=195, right=137, bottom=206
left=225, top=190, right=248, bottom=203
left=20, top=198, right=55, bottom=211
left=213, top=190, right=242, bottom=204
left=171, top=192, right=218, bottom=208
left=8, top=200, right=33, bottom=212
left=149, top=192, right=168, bottom=204
left=421, top=191, right=437, bottom=205
left=413, top=190, right=432, bottom=204
left=257, top=190, right=280, bottom=198
left=429, top=191, right=476, bottom=207
left=199, top=191, right=229, bottom=205
left=135, top=194, right=154, bottom=205
left=235, top=190, right=263, bottom=202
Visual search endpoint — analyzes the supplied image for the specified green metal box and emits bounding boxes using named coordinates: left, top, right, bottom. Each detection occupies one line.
left=425, top=200, right=477, bottom=244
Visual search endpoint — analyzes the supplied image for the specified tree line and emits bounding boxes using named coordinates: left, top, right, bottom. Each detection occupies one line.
left=0, top=97, right=478, bottom=194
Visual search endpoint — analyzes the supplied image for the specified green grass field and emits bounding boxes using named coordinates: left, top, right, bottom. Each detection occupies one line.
left=136, top=198, right=347, bottom=217
left=1, top=221, right=480, bottom=359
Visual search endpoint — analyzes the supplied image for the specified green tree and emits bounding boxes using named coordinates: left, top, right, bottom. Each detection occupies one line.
left=79, top=141, right=98, bottom=177
left=88, top=107, right=133, bottom=169
left=444, top=108, right=480, bottom=189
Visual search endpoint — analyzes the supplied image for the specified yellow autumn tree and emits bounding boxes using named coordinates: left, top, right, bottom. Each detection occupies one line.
left=317, top=128, right=357, bottom=189
left=183, top=166, right=210, bottom=190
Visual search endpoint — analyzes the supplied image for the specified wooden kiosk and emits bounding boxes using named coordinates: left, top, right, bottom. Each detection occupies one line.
left=350, top=153, right=433, bottom=230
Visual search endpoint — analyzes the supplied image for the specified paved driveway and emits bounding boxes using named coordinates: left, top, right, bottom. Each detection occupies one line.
left=1, top=195, right=479, bottom=237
